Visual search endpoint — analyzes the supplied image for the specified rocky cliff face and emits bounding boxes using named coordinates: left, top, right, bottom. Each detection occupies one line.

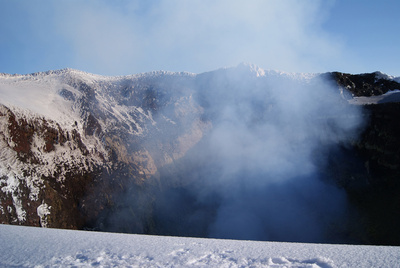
left=0, top=66, right=399, bottom=245
left=327, top=72, right=400, bottom=245
left=0, top=69, right=209, bottom=231
left=0, top=104, right=102, bottom=228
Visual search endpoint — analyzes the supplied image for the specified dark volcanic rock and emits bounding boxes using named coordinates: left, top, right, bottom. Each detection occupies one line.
left=330, top=71, right=400, bottom=97
left=349, top=103, right=400, bottom=245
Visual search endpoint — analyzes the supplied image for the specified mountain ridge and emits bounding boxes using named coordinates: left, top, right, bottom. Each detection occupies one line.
left=2, top=63, right=399, bottom=82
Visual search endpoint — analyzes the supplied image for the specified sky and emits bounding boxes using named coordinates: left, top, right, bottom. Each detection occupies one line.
left=0, top=0, right=399, bottom=76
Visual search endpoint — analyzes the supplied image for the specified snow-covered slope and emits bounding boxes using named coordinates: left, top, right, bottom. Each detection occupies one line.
left=1, top=224, right=399, bottom=267
left=0, top=68, right=206, bottom=228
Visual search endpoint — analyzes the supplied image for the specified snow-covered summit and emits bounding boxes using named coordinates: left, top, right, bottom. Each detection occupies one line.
left=234, top=62, right=267, bottom=77
left=370, top=71, right=400, bottom=84
left=211, top=63, right=320, bottom=82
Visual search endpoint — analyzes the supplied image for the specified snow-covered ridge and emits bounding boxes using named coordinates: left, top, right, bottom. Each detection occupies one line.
left=3, top=65, right=398, bottom=95
left=264, top=69, right=320, bottom=81
left=0, top=68, right=196, bottom=82
left=0, top=67, right=192, bottom=127
left=372, top=71, right=400, bottom=82
left=1, top=65, right=398, bottom=83
left=1, top=63, right=324, bottom=139
left=212, top=63, right=320, bottom=81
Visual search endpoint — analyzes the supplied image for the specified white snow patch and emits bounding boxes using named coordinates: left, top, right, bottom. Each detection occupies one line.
left=0, top=77, right=79, bottom=129
left=37, top=202, right=51, bottom=228
left=265, top=69, right=320, bottom=81
left=0, top=175, right=26, bottom=222
left=374, top=71, right=396, bottom=82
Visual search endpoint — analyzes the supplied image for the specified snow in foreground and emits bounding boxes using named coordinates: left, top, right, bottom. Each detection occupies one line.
left=1, top=225, right=399, bottom=267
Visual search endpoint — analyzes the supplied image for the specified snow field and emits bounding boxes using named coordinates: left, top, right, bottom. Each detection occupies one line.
left=0, top=224, right=399, bottom=267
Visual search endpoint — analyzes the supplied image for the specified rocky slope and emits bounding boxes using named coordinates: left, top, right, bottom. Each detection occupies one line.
left=1, top=65, right=399, bottom=245
left=0, top=69, right=209, bottom=230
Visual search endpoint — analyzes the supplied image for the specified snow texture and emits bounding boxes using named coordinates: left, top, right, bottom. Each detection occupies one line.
left=0, top=224, right=399, bottom=267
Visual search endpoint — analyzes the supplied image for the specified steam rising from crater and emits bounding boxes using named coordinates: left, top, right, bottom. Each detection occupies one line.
left=151, top=65, right=365, bottom=243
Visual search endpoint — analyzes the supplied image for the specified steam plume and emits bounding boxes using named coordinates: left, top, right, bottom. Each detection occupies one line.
left=151, top=65, right=364, bottom=243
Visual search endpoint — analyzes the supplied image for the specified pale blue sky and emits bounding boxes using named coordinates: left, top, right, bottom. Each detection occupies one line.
left=0, top=0, right=399, bottom=76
